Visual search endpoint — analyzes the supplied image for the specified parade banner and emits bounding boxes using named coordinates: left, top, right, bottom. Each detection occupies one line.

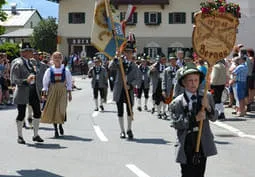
left=192, top=0, right=240, bottom=164
left=91, top=0, right=125, bottom=59
left=193, top=0, right=240, bottom=65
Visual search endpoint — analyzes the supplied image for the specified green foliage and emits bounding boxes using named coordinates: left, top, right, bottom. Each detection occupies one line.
left=0, top=42, right=20, bottom=61
left=0, top=0, right=7, bottom=35
left=31, top=17, right=58, bottom=54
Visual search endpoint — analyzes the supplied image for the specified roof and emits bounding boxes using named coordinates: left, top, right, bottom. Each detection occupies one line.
left=47, top=0, right=60, bottom=3
left=46, top=0, right=169, bottom=5
left=111, top=0, right=169, bottom=5
left=0, top=28, right=34, bottom=38
left=0, top=9, right=42, bottom=27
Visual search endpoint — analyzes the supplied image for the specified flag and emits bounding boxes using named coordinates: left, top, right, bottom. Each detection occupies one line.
left=121, top=4, right=136, bottom=36
left=125, top=4, right=136, bottom=22
left=91, top=0, right=125, bottom=59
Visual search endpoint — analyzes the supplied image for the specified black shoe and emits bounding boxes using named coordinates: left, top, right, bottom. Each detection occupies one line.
left=151, top=107, right=155, bottom=114
left=137, top=106, right=142, bottom=112
left=94, top=108, right=99, bottom=111
left=144, top=105, right=148, bottom=111
left=100, top=105, right=104, bottom=111
left=247, top=104, right=251, bottom=112
left=218, top=113, right=226, bottom=120
left=59, top=124, right=64, bottom=135
left=32, top=135, right=44, bottom=143
left=163, top=113, right=168, bottom=119
left=157, top=114, right=162, bottom=119
left=17, top=136, right=26, bottom=144
left=127, top=130, right=134, bottom=140
left=120, top=132, right=126, bottom=139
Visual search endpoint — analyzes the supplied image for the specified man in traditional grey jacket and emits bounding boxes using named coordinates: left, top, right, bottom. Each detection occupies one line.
left=88, top=57, right=108, bottom=111
left=108, top=35, right=139, bottom=139
left=136, top=55, right=150, bottom=111
left=169, top=65, right=218, bottom=177
left=149, top=54, right=167, bottom=118
left=26, top=50, right=48, bottom=127
left=10, top=43, right=44, bottom=144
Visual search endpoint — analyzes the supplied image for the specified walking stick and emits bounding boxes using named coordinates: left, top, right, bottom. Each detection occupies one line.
left=193, top=63, right=212, bottom=165
left=104, top=0, right=133, bottom=120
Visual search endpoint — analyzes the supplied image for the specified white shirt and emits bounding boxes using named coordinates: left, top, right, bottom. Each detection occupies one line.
left=42, top=64, right=72, bottom=91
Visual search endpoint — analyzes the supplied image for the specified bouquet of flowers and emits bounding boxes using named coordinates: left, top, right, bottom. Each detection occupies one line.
left=200, top=0, right=241, bottom=18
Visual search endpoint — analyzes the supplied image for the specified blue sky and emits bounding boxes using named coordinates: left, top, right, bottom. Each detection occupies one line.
left=3, top=0, right=59, bottom=19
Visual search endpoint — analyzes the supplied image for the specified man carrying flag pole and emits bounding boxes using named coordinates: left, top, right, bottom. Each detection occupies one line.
left=91, top=0, right=138, bottom=139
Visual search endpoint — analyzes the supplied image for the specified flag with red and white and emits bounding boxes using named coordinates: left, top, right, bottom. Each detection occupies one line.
left=121, top=4, right=136, bottom=36
left=124, top=4, right=136, bottom=22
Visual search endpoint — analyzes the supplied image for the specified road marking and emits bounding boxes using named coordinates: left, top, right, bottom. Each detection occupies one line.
left=92, top=111, right=99, bottom=117
left=213, top=121, right=255, bottom=140
left=93, top=125, right=108, bottom=142
left=126, top=164, right=151, bottom=177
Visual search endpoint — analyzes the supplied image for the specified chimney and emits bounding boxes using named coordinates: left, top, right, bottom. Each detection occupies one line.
left=10, top=3, right=17, bottom=15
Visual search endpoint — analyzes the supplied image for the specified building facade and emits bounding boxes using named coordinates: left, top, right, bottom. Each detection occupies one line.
left=50, top=0, right=202, bottom=59
left=0, top=3, right=42, bottom=43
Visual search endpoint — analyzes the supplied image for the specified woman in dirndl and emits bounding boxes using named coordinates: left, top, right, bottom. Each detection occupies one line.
left=41, top=51, right=72, bottom=138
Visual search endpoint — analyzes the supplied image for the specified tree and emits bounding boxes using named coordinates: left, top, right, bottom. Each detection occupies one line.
left=0, top=42, right=20, bottom=61
left=0, top=0, right=7, bottom=35
left=31, top=17, right=58, bottom=54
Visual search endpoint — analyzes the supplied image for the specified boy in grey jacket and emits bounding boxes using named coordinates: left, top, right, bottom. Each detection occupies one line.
left=169, top=65, right=218, bottom=177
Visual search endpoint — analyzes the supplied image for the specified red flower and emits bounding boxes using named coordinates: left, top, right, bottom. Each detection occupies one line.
left=202, top=7, right=210, bottom=13
left=219, top=6, right=226, bottom=13
left=237, top=6, right=240, bottom=11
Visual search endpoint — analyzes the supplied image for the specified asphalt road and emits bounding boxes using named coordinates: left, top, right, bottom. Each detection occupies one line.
left=0, top=76, right=254, bottom=177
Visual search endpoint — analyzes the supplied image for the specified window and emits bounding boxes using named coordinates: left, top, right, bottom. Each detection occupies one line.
left=169, top=12, right=186, bottom=24
left=69, top=12, right=85, bottom=24
left=144, top=12, right=161, bottom=25
left=30, top=21, right=33, bottom=28
left=120, top=12, right=137, bottom=25
left=144, top=47, right=161, bottom=59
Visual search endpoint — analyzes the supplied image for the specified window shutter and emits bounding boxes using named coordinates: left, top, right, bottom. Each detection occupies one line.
left=134, top=12, right=138, bottom=24
left=157, top=48, right=162, bottom=55
left=120, top=12, right=125, bottom=21
left=68, top=13, right=72, bottom=24
left=157, top=12, right=161, bottom=24
left=144, top=12, right=149, bottom=24
left=144, top=47, right=148, bottom=55
left=191, top=12, right=195, bottom=24
left=82, top=13, right=85, bottom=23
left=182, top=13, right=186, bottom=24
left=169, top=13, right=173, bottom=24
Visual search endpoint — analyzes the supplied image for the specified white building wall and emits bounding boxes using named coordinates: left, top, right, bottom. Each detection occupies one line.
left=24, top=12, right=42, bottom=29
left=58, top=0, right=255, bottom=57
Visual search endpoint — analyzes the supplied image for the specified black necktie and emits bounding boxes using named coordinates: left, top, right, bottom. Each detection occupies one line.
left=191, top=95, right=197, bottom=115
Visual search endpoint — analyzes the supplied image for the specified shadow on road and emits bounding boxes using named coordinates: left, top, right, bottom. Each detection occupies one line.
left=99, top=110, right=117, bottom=114
left=221, top=118, right=246, bottom=121
left=39, top=127, right=55, bottom=131
left=215, top=134, right=238, bottom=138
left=131, top=138, right=170, bottom=145
left=49, top=135, right=93, bottom=142
left=0, top=169, right=63, bottom=177
left=26, top=143, right=67, bottom=150
left=214, top=140, right=231, bottom=145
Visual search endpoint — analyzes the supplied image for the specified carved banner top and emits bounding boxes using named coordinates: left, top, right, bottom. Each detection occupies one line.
left=192, top=0, right=240, bottom=65
left=193, top=12, right=239, bottom=65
